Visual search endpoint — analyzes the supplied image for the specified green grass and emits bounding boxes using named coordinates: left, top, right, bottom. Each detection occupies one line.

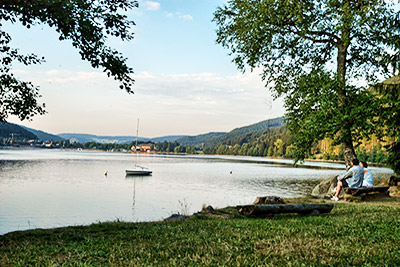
left=1, top=199, right=400, bottom=266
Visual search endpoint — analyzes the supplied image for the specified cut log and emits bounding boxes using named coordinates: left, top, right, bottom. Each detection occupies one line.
left=237, top=204, right=334, bottom=216
left=344, top=186, right=389, bottom=196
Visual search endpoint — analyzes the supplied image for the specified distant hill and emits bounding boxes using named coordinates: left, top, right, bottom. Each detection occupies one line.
left=0, top=122, right=38, bottom=140
left=1, top=117, right=284, bottom=145
left=58, top=133, right=140, bottom=144
left=177, top=132, right=226, bottom=146
left=172, top=117, right=284, bottom=148
left=150, top=135, right=188, bottom=143
left=204, top=117, right=284, bottom=147
left=21, top=126, right=64, bottom=142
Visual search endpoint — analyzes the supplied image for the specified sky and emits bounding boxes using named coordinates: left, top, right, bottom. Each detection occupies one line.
left=7, top=0, right=285, bottom=137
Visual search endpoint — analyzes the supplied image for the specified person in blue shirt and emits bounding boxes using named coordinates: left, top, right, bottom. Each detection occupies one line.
left=360, top=161, right=373, bottom=187
left=331, top=158, right=364, bottom=201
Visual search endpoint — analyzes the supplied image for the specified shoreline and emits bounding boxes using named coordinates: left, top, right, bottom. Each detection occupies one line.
left=2, top=145, right=388, bottom=169
left=1, top=196, right=399, bottom=265
left=2, top=192, right=399, bottom=236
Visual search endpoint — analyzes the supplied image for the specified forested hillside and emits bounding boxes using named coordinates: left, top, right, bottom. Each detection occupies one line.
left=204, top=117, right=284, bottom=147
left=0, top=122, right=38, bottom=141
left=177, top=132, right=226, bottom=146
left=203, top=126, right=291, bottom=157
left=21, top=126, right=64, bottom=142
left=203, top=125, right=388, bottom=164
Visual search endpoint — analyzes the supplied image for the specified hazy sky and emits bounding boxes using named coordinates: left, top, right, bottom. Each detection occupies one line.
left=7, top=0, right=285, bottom=137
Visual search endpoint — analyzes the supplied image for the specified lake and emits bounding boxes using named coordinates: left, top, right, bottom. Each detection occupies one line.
left=0, top=148, right=393, bottom=234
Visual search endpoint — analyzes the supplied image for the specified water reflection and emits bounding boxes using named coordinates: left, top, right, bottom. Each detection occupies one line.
left=125, top=175, right=149, bottom=220
left=153, top=154, right=345, bottom=170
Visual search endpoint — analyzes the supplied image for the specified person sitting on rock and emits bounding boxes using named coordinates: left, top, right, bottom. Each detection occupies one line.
left=360, top=161, right=373, bottom=187
left=331, top=158, right=364, bottom=201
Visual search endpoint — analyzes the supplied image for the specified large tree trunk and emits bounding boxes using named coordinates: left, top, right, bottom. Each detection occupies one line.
left=337, top=37, right=356, bottom=170
left=335, top=2, right=357, bottom=170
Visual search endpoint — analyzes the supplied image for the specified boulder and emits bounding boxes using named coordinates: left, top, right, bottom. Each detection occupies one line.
left=387, top=175, right=400, bottom=186
left=389, top=186, right=400, bottom=197
left=253, top=196, right=284, bottom=205
left=164, top=214, right=189, bottom=221
left=201, top=205, right=215, bottom=213
left=375, top=173, right=394, bottom=186
left=311, top=176, right=345, bottom=199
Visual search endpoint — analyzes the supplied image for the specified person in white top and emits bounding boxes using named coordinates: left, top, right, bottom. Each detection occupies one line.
left=360, top=161, right=373, bottom=187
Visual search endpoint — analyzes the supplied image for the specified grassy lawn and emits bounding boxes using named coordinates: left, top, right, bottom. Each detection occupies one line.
left=1, top=198, right=400, bottom=266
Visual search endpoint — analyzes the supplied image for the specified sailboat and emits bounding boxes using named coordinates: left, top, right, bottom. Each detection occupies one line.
left=125, top=119, right=152, bottom=176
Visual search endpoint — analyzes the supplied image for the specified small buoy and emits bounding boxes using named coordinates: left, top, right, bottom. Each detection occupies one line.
left=230, top=170, right=232, bottom=174
left=104, top=171, right=108, bottom=176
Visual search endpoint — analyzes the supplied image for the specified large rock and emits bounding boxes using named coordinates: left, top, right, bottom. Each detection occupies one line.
left=201, top=205, right=215, bottom=213
left=253, top=196, right=284, bottom=205
left=311, top=176, right=344, bottom=199
left=387, top=175, right=400, bottom=186
left=164, top=214, right=189, bottom=221
left=375, top=173, right=394, bottom=186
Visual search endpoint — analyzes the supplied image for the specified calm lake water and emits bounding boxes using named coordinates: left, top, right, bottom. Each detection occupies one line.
left=0, top=148, right=393, bottom=234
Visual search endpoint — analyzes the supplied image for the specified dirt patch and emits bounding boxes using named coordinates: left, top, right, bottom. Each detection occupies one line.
left=360, top=195, right=400, bottom=207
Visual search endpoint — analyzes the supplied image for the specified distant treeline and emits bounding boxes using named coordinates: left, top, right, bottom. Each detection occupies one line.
left=59, top=140, right=139, bottom=151
left=154, top=141, right=197, bottom=154
left=202, top=126, right=388, bottom=164
left=54, top=126, right=388, bottom=164
left=57, top=140, right=198, bottom=154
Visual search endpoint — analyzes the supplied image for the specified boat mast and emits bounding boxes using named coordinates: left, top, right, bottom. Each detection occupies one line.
left=135, top=118, right=139, bottom=166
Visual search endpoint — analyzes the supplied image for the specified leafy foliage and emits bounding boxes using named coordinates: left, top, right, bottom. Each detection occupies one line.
left=214, top=0, right=398, bottom=83
left=0, top=0, right=138, bottom=121
left=387, top=143, right=400, bottom=175
left=372, top=76, right=400, bottom=174
left=214, top=0, right=399, bottom=168
left=155, top=140, right=176, bottom=152
left=0, top=29, right=46, bottom=121
left=284, top=70, right=380, bottom=162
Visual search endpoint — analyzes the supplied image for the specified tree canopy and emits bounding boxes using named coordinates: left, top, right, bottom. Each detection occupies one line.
left=0, top=0, right=138, bottom=121
left=214, top=0, right=399, bottom=168
left=372, top=76, right=400, bottom=174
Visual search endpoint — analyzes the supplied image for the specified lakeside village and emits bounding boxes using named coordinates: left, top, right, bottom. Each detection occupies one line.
left=1, top=137, right=195, bottom=154
left=2, top=138, right=153, bottom=152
